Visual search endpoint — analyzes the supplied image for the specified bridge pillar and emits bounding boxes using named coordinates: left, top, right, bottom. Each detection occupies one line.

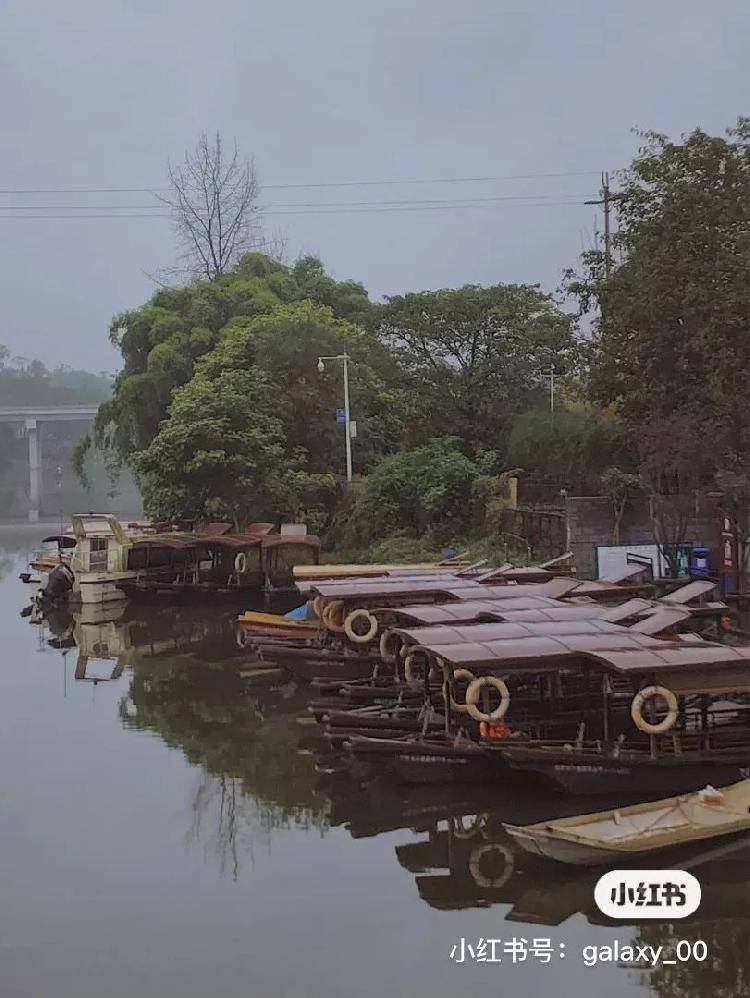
left=25, top=418, right=40, bottom=522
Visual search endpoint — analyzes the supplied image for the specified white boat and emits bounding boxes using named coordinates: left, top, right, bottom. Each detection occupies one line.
left=68, top=513, right=141, bottom=603
left=504, top=781, right=750, bottom=865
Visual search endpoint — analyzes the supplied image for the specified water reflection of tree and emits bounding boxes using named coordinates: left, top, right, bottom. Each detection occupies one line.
left=635, top=920, right=750, bottom=997
left=120, top=658, right=327, bottom=878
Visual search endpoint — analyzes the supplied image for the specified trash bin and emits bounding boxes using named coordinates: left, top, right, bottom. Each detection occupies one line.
left=690, top=546, right=710, bottom=578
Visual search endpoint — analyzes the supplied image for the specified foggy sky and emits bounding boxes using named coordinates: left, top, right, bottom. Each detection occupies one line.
left=0, top=0, right=748, bottom=372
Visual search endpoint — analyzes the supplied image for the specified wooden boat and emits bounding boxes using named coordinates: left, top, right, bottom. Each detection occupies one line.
left=504, top=780, right=750, bottom=865
left=345, top=734, right=508, bottom=784
left=237, top=610, right=319, bottom=641
left=260, top=644, right=379, bottom=682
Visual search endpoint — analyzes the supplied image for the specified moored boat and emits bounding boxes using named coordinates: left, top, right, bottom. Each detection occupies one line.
left=504, top=780, right=750, bottom=865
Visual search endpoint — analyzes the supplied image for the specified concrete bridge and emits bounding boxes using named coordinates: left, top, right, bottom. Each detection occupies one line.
left=0, top=405, right=99, bottom=521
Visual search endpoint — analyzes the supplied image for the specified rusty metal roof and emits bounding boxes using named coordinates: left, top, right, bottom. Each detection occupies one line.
left=599, top=562, right=652, bottom=584
left=447, top=578, right=581, bottom=601
left=371, top=596, right=572, bottom=625
left=588, top=644, right=750, bottom=674
left=600, top=598, right=656, bottom=621
left=129, top=532, right=320, bottom=553
left=413, top=630, right=719, bottom=670
left=309, top=577, right=479, bottom=599
left=392, top=619, right=637, bottom=647
left=476, top=565, right=555, bottom=583
left=628, top=607, right=691, bottom=634
left=660, top=580, right=718, bottom=605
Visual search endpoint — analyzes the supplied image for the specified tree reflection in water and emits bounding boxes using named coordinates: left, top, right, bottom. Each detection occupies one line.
left=635, top=920, right=750, bottom=998
left=120, top=654, right=328, bottom=880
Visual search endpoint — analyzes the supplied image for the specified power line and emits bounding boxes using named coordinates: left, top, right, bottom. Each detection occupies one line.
left=0, top=201, right=589, bottom=220
left=263, top=201, right=587, bottom=216
left=0, top=213, right=172, bottom=219
left=0, top=204, right=165, bottom=210
left=263, top=170, right=603, bottom=189
left=0, top=167, right=606, bottom=196
left=0, top=192, right=591, bottom=211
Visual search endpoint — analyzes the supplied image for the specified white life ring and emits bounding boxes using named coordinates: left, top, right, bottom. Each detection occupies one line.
left=404, top=649, right=432, bottom=685
left=322, top=599, right=346, bottom=632
left=631, top=685, right=679, bottom=735
left=449, top=668, right=477, bottom=713
left=236, top=626, right=250, bottom=648
left=234, top=551, right=248, bottom=575
left=344, top=608, right=378, bottom=645
left=469, top=843, right=515, bottom=890
left=379, top=629, right=401, bottom=663
left=465, top=676, right=510, bottom=723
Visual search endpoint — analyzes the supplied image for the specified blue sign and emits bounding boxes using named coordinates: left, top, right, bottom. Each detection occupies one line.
left=335, top=408, right=346, bottom=424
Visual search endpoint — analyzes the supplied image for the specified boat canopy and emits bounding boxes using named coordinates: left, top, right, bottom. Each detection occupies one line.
left=412, top=632, right=750, bottom=682
left=127, top=532, right=320, bottom=554
left=40, top=534, right=77, bottom=548
left=390, top=618, right=648, bottom=648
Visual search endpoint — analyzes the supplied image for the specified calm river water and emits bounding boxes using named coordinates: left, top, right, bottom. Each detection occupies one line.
left=1, top=527, right=748, bottom=998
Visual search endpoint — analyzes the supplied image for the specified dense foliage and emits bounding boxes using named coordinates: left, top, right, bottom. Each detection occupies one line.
left=375, top=283, right=574, bottom=454
left=343, top=438, right=484, bottom=547
left=568, top=119, right=750, bottom=480
left=85, top=250, right=576, bottom=534
left=565, top=119, right=750, bottom=561
left=76, top=118, right=750, bottom=554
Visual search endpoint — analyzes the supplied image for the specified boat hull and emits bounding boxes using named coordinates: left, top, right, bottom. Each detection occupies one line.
left=346, top=737, right=507, bottom=785
left=503, top=749, right=750, bottom=797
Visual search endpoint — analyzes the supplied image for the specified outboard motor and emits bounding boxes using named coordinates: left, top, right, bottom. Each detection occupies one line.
left=40, top=563, right=75, bottom=602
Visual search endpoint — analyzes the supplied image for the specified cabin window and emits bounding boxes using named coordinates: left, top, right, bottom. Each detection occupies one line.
left=90, top=537, right=108, bottom=569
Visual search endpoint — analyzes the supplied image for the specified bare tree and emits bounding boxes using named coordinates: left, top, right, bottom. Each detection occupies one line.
left=158, top=131, right=261, bottom=280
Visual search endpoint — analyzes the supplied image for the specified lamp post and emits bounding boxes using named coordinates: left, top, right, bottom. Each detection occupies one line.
left=317, top=353, right=353, bottom=482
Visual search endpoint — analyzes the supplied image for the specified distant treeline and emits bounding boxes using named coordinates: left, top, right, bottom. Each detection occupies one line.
left=0, top=344, right=112, bottom=406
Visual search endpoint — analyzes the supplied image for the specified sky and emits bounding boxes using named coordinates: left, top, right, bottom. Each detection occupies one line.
left=0, top=0, right=748, bottom=372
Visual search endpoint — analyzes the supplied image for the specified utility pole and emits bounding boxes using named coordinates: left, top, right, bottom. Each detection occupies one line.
left=602, top=171, right=612, bottom=276
left=585, top=172, right=623, bottom=276
left=317, top=354, right=353, bottom=482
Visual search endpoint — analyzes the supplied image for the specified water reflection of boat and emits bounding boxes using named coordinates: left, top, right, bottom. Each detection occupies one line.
left=34, top=601, right=249, bottom=681
left=370, top=787, right=750, bottom=926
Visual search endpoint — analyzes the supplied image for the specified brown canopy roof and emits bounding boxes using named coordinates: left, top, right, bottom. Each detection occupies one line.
left=370, top=596, right=571, bottom=625
left=412, top=631, right=710, bottom=671
left=309, top=576, right=479, bottom=600
left=391, top=618, right=636, bottom=647
left=129, top=532, right=320, bottom=553
left=446, top=578, right=581, bottom=601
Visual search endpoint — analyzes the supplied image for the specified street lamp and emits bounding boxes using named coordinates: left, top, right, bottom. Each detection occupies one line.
left=317, top=353, right=353, bottom=482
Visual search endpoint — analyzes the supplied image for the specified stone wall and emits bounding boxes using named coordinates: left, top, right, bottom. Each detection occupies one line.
left=563, top=495, right=720, bottom=579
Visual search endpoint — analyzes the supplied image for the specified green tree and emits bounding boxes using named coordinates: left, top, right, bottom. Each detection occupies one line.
left=344, top=437, right=481, bottom=547
left=200, top=299, right=408, bottom=476
left=567, top=120, right=750, bottom=575
left=375, top=283, right=574, bottom=456
left=85, top=252, right=372, bottom=470
left=135, top=366, right=290, bottom=528
left=506, top=405, right=629, bottom=491
left=568, top=119, right=750, bottom=474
